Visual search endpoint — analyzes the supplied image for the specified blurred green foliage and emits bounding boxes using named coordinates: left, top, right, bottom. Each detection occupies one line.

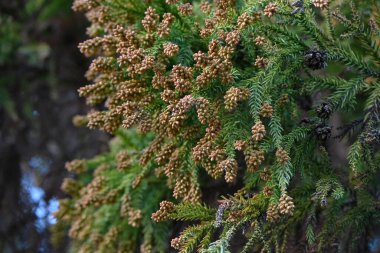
left=0, top=16, right=20, bottom=120
left=0, top=0, right=72, bottom=120
left=26, top=0, right=72, bottom=20
left=0, top=16, right=20, bottom=64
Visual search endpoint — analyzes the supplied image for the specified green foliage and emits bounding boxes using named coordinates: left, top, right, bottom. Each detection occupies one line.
left=57, top=0, right=380, bottom=252
left=170, top=203, right=215, bottom=221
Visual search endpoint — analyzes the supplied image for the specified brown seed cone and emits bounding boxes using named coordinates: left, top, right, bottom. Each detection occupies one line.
left=87, top=110, right=122, bottom=134
left=171, top=237, right=183, bottom=250
left=195, top=97, right=213, bottom=124
left=267, top=203, right=280, bottom=222
left=138, top=117, right=152, bottom=133
left=170, top=65, right=193, bottom=93
left=264, top=3, right=278, bottom=17
left=156, top=143, right=175, bottom=166
left=251, top=121, right=266, bottom=142
left=276, top=147, right=290, bottom=165
left=218, top=30, right=227, bottom=40
left=200, top=1, right=212, bottom=13
left=182, top=125, right=201, bottom=140
left=234, top=140, right=247, bottom=151
left=161, top=89, right=177, bottom=104
left=168, top=95, right=196, bottom=134
left=103, top=189, right=119, bottom=204
left=128, top=209, right=142, bottom=227
left=202, top=160, right=223, bottom=179
left=209, top=148, right=226, bottom=163
left=255, top=56, right=267, bottom=68
left=225, top=30, right=240, bottom=46
left=219, top=46, right=234, bottom=60
left=245, top=149, right=265, bottom=172
left=279, top=93, right=289, bottom=106
left=140, top=239, right=153, bottom=253
left=215, top=0, right=234, bottom=10
left=224, top=87, right=250, bottom=111
left=163, top=42, right=179, bottom=57
left=184, top=183, right=202, bottom=203
left=237, top=12, right=254, bottom=30
left=157, top=13, right=175, bottom=38
left=255, top=36, right=266, bottom=46
left=103, top=226, right=119, bottom=245
left=279, top=193, right=295, bottom=215
left=164, top=149, right=182, bottom=177
left=72, top=0, right=99, bottom=12
left=260, top=167, right=272, bottom=181
left=192, top=140, right=211, bottom=163
left=151, top=201, right=175, bottom=222
left=263, top=186, right=273, bottom=197
left=166, top=0, right=179, bottom=4
left=132, top=174, right=143, bottom=189
left=140, top=136, right=164, bottom=166
left=178, top=3, right=193, bottom=16
left=120, top=195, right=131, bottom=218
left=260, top=103, right=274, bottom=118
left=142, top=7, right=159, bottom=33
left=193, top=51, right=209, bottom=68
left=208, top=39, right=220, bottom=58
left=173, top=175, right=191, bottom=200
left=78, top=37, right=102, bottom=57
left=215, top=9, right=228, bottom=21
left=312, top=0, right=328, bottom=8
left=116, top=150, right=130, bottom=171
left=218, top=159, right=238, bottom=183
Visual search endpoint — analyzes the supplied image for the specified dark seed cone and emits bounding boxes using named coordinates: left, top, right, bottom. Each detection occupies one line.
left=314, top=124, right=332, bottom=141
left=304, top=48, right=327, bottom=70
left=316, top=102, right=332, bottom=119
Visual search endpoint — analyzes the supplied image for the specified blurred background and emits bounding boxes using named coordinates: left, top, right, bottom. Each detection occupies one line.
left=0, top=0, right=109, bottom=252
